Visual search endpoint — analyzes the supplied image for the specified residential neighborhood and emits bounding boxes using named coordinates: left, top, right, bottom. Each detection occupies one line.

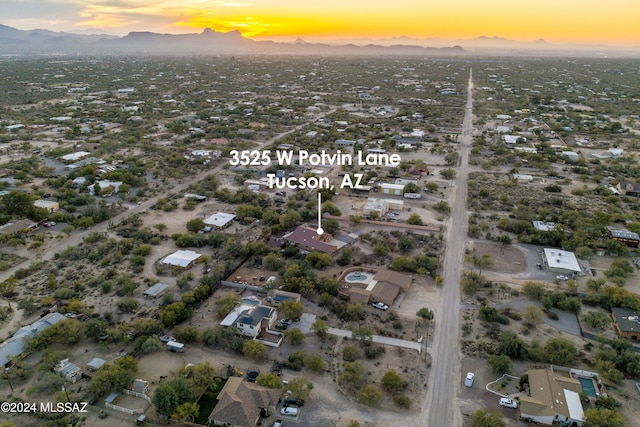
left=0, top=34, right=639, bottom=427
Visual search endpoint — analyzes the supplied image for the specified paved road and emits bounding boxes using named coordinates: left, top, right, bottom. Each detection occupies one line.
left=0, top=110, right=335, bottom=285
left=326, top=327, right=423, bottom=351
left=420, top=69, right=474, bottom=427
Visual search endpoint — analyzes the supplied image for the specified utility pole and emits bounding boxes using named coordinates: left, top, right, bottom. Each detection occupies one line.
left=5, top=368, right=13, bottom=392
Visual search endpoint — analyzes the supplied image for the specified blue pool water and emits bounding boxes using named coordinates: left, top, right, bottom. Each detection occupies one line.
left=578, top=377, right=596, bottom=397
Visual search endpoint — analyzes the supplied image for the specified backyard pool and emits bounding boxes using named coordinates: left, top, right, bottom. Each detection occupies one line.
left=344, top=271, right=374, bottom=284
left=578, top=377, right=597, bottom=397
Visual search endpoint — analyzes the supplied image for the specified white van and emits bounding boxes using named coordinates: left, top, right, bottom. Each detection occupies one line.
left=464, top=372, right=474, bottom=387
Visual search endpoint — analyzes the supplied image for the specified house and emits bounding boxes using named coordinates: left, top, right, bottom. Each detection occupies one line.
left=363, top=198, right=388, bottom=217
left=607, top=227, right=640, bottom=249
left=204, top=212, right=236, bottom=230
left=0, top=219, right=38, bottom=235
left=34, top=200, right=59, bottom=213
left=0, top=312, right=67, bottom=367
left=90, top=180, right=122, bottom=196
left=616, top=181, right=640, bottom=196
left=380, top=183, right=404, bottom=196
left=161, top=250, right=202, bottom=269
left=533, top=221, right=557, bottom=232
left=341, top=269, right=413, bottom=306
left=60, top=151, right=90, bottom=162
left=612, top=307, right=640, bottom=340
left=235, top=305, right=277, bottom=338
left=283, top=225, right=338, bottom=254
left=131, top=379, right=150, bottom=395
left=208, top=377, right=281, bottom=427
left=55, top=359, right=82, bottom=383
left=519, top=369, right=584, bottom=426
left=561, top=151, right=580, bottom=163
left=543, top=248, right=581, bottom=276
left=143, top=283, right=169, bottom=298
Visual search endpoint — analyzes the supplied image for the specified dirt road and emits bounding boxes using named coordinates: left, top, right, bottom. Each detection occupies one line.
left=420, top=69, right=474, bottom=427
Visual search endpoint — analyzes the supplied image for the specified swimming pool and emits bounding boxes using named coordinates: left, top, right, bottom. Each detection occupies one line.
left=344, top=271, right=374, bottom=283
left=578, top=377, right=597, bottom=397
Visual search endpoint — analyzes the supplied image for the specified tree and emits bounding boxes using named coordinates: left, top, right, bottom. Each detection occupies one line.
left=153, top=383, right=180, bottom=416
left=487, top=354, right=512, bottom=375
left=243, top=340, right=267, bottom=360
left=373, top=243, right=390, bottom=256
left=495, top=234, right=512, bottom=255
left=88, top=363, right=134, bottom=397
left=440, top=168, right=456, bottom=180
left=470, top=409, right=506, bottom=427
left=583, top=408, right=626, bottom=427
left=380, top=370, right=408, bottom=393
left=311, top=319, right=328, bottom=337
left=352, top=326, right=373, bottom=346
left=285, top=328, right=306, bottom=345
left=174, top=402, right=199, bottom=423
left=425, top=182, right=439, bottom=192
left=522, top=304, right=544, bottom=327
left=279, top=299, right=304, bottom=320
left=305, top=251, right=333, bottom=268
left=186, top=218, right=206, bottom=233
left=582, top=311, right=611, bottom=330
left=498, top=331, right=529, bottom=360
left=215, top=293, right=241, bottom=319
left=141, top=336, right=163, bottom=353
left=338, top=361, right=365, bottom=389
left=406, top=213, right=424, bottom=225
left=287, top=377, right=313, bottom=400
left=474, top=254, right=492, bottom=275
left=256, top=373, right=283, bottom=388
left=416, top=307, right=434, bottom=320
left=357, top=384, right=382, bottom=406
left=544, top=338, right=577, bottom=366
left=342, top=345, right=362, bottom=361
left=304, top=354, right=325, bottom=372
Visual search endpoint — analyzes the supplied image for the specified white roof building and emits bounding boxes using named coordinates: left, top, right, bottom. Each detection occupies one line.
left=544, top=248, right=581, bottom=275
left=161, top=250, right=202, bottom=268
left=61, top=151, right=90, bottom=162
left=533, top=221, right=557, bottom=232
left=204, top=212, right=236, bottom=229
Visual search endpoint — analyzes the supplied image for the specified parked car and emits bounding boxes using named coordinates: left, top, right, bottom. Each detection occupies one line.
left=373, top=302, right=389, bottom=311
left=283, top=397, right=304, bottom=407
left=159, top=335, right=176, bottom=343
left=273, top=420, right=283, bottom=427
left=499, top=398, right=518, bottom=408
left=281, top=407, right=298, bottom=416
left=556, top=275, right=569, bottom=281
left=280, top=319, right=293, bottom=327
left=464, top=372, right=474, bottom=387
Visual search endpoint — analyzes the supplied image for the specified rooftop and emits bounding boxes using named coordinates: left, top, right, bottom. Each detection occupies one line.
left=161, top=250, right=202, bottom=267
left=543, top=248, right=581, bottom=273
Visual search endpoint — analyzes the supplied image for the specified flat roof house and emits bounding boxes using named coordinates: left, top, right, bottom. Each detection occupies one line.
left=204, top=212, right=236, bottom=230
left=0, top=219, right=38, bottom=235
left=543, top=248, right=581, bottom=275
left=520, top=369, right=584, bottom=426
left=161, top=250, right=202, bottom=269
left=34, top=199, right=59, bottom=213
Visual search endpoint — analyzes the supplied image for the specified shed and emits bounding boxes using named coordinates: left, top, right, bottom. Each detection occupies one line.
left=161, top=250, right=202, bottom=268
left=86, top=357, right=106, bottom=371
left=143, top=283, right=169, bottom=298
left=132, top=379, right=150, bottom=395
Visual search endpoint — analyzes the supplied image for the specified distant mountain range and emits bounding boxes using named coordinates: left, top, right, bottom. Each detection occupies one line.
left=0, top=24, right=463, bottom=56
left=0, top=24, right=637, bottom=57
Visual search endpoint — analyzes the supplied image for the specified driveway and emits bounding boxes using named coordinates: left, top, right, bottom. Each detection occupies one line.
left=297, top=313, right=316, bottom=334
left=326, top=327, right=423, bottom=351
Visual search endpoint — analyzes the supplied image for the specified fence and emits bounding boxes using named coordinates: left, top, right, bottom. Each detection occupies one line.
left=123, top=389, right=152, bottom=403
left=221, top=280, right=266, bottom=293
left=105, top=402, right=143, bottom=415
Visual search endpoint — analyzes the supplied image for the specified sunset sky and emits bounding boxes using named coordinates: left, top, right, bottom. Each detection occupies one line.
left=3, top=0, right=639, bottom=46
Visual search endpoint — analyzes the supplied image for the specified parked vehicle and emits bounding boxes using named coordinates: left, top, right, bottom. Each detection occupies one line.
left=464, top=372, right=474, bottom=387
left=283, top=397, right=304, bottom=407
left=281, top=407, right=298, bottom=416
left=280, top=319, right=293, bottom=327
left=373, top=302, right=389, bottom=311
left=273, top=420, right=283, bottom=427
left=499, top=398, right=518, bottom=408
